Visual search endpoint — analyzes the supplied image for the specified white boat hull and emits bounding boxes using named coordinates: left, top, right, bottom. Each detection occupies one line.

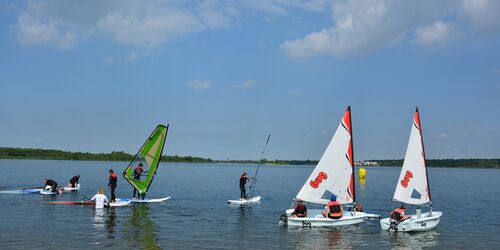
left=228, top=196, right=261, bottom=204
left=283, top=208, right=378, bottom=227
left=380, top=211, right=442, bottom=232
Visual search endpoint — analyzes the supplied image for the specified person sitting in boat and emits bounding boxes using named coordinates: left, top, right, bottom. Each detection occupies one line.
left=355, top=203, right=364, bottom=212
left=91, top=187, right=109, bottom=209
left=291, top=200, right=307, bottom=217
left=390, top=205, right=410, bottom=222
left=322, top=194, right=343, bottom=219
left=108, top=169, right=117, bottom=203
left=43, top=178, right=58, bottom=192
left=239, top=172, right=253, bottom=199
left=133, top=163, right=144, bottom=199
left=69, top=175, right=80, bottom=188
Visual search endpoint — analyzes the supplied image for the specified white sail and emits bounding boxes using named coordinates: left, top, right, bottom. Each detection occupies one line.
left=393, top=108, right=430, bottom=205
left=296, top=106, right=355, bottom=205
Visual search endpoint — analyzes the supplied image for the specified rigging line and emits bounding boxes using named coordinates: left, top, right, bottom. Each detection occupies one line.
left=250, top=134, right=271, bottom=198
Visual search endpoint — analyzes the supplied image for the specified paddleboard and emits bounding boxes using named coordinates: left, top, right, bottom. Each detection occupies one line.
left=46, top=200, right=131, bottom=207
left=0, top=188, right=42, bottom=194
left=117, top=196, right=171, bottom=203
left=228, top=196, right=261, bottom=204
left=63, top=184, right=81, bottom=192
left=40, top=189, right=58, bottom=195
left=108, top=200, right=132, bottom=207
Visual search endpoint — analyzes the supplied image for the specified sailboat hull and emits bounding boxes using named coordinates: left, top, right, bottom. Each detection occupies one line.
left=283, top=208, right=372, bottom=227
left=380, top=211, right=442, bottom=232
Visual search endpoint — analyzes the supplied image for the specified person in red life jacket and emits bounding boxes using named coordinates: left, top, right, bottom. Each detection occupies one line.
left=69, top=175, right=80, bottom=188
left=390, top=205, right=410, bottom=222
left=108, top=169, right=118, bottom=202
left=133, top=163, right=145, bottom=199
left=291, top=200, right=307, bottom=218
left=322, top=194, right=344, bottom=219
left=43, top=178, right=58, bottom=192
left=239, top=172, right=253, bottom=199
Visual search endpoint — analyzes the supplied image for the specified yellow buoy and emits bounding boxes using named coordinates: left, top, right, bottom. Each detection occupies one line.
left=358, top=168, right=366, bottom=180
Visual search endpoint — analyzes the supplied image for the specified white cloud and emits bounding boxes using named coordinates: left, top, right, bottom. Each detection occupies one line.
left=237, top=80, right=256, bottom=90
left=415, top=21, right=456, bottom=46
left=187, top=80, right=213, bottom=91
left=461, top=0, right=500, bottom=35
left=436, top=133, right=449, bottom=139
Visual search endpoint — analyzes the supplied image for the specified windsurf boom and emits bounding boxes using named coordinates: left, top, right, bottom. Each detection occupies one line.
left=122, top=125, right=169, bottom=197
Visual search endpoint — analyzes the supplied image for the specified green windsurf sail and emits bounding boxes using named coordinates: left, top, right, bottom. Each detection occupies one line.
left=123, top=124, right=168, bottom=195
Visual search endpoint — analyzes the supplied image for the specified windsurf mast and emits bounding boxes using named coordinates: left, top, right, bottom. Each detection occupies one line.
left=249, top=134, right=271, bottom=198
left=123, top=124, right=169, bottom=196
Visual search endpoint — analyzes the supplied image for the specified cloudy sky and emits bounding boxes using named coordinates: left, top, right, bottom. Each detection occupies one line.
left=1, top=0, right=499, bottom=160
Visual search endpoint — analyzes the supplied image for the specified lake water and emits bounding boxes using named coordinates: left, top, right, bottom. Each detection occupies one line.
left=0, top=159, right=499, bottom=249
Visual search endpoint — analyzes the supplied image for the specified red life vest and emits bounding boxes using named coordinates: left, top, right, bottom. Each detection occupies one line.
left=110, top=173, right=117, bottom=179
left=327, top=201, right=342, bottom=219
left=391, top=208, right=405, bottom=221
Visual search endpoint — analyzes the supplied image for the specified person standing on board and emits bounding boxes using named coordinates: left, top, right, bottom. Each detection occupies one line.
left=133, top=163, right=144, bottom=200
left=291, top=200, right=307, bottom=218
left=108, top=169, right=117, bottom=202
left=322, top=194, right=343, bottom=219
left=43, top=178, right=58, bottom=192
left=239, top=172, right=253, bottom=199
left=69, top=175, right=80, bottom=188
left=91, top=187, right=109, bottom=209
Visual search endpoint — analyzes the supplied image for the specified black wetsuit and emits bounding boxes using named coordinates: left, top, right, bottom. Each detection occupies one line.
left=69, top=176, right=79, bottom=188
left=108, top=173, right=117, bottom=202
left=239, top=176, right=248, bottom=198
left=133, top=167, right=143, bottom=199
left=45, top=179, right=57, bottom=192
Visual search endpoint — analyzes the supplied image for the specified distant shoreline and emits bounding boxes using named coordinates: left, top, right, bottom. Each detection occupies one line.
left=1, top=147, right=499, bottom=169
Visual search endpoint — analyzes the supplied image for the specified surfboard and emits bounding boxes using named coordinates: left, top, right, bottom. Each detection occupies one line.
left=228, top=196, right=261, bottom=205
left=46, top=200, right=131, bottom=207
left=40, top=189, right=58, bottom=195
left=117, top=196, right=171, bottom=203
left=0, top=188, right=42, bottom=194
left=63, top=184, right=81, bottom=192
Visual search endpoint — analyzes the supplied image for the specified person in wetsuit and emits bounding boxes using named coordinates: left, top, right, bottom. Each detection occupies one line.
left=43, top=178, right=58, bottom=192
left=239, top=172, right=253, bottom=199
left=108, top=169, right=117, bottom=202
left=133, top=163, right=144, bottom=199
left=69, top=175, right=80, bottom=188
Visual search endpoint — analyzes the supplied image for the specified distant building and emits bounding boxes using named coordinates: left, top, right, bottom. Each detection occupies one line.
left=355, top=161, right=379, bottom=167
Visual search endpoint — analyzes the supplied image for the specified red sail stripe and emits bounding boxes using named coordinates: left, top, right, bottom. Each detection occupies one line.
left=344, top=108, right=355, bottom=199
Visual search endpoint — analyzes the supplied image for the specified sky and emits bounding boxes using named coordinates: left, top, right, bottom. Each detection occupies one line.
left=0, top=0, right=499, bottom=161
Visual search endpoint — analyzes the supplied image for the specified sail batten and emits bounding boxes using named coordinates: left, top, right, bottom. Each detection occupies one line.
left=393, top=109, right=430, bottom=205
left=123, top=124, right=169, bottom=194
left=296, top=106, right=355, bottom=205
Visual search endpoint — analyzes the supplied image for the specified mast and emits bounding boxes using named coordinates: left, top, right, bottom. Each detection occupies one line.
left=249, top=134, right=271, bottom=198
left=347, top=105, right=356, bottom=203
left=416, top=107, right=432, bottom=204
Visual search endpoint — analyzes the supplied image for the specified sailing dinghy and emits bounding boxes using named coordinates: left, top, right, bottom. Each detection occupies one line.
left=280, top=106, right=380, bottom=227
left=228, top=134, right=271, bottom=205
left=118, top=124, right=170, bottom=203
left=380, top=108, right=442, bottom=232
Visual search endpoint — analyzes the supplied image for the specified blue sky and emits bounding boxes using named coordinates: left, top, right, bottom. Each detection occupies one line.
left=0, top=0, right=499, bottom=160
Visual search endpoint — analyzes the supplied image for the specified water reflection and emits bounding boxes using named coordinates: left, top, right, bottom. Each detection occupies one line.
left=93, top=209, right=106, bottom=230
left=124, top=204, right=161, bottom=249
left=387, top=230, right=440, bottom=249
left=287, top=227, right=355, bottom=249
left=106, top=208, right=116, bottom=239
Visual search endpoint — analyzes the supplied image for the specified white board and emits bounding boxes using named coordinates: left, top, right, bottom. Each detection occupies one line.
left=228, top=196, right=261, bottom=204
left=40, top=189, right=57, bottom=195
left=117, top=196, right=171, bottom=203
left=106, top=200, right=131, bottom=207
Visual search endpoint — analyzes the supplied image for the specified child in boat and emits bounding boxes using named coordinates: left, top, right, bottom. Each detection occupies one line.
left=291, top=200, right=307, bottom=217
left=322, top=194, right=343, bottom=219
left=91, top=187, right=109, bottom=209
left=390, top=205, right=410, bottom=222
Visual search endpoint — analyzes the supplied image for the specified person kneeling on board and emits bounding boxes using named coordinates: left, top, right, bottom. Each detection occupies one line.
left=69, top=175, right=80, bottom=188
left=133, top=163, right=144, bottom=200
left=291, top=200, right=307, bottom=218
left=91, top=188, right=109, bottom=209
left=43, top=178, right=58, bottom=192
left=108, top=169, right=117, bottom=203
left=322, top=194, right=343, bottom=219
left=390, top=205, right=410, bottom=223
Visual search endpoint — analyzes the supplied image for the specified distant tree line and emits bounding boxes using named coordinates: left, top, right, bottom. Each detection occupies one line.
left=1, top=147, right=499, bottom=168
left=372, top=159, right=500, bottom=168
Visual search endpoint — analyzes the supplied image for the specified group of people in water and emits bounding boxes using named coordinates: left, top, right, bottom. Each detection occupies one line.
left=41, top=163, right=147, bottom=208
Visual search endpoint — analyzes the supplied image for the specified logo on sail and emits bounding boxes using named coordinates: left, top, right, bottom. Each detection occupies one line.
left=400, top=170, right=413, bottom=188
left=310, top=171, right=328, bottom=188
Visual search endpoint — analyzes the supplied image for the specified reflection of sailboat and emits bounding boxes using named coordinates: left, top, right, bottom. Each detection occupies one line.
left=280, top=106, right=380, bottom=227
left=287, top=228, right=354, bottom=249
left=123, top=204, right=161, bottom=249
left=388, top=230, right=441, bottom=248
left=380, top=108, right=442, bottom=232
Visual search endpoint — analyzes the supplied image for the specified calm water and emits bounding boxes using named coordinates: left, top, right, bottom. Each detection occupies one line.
left=0, top=159, right=499, bottom=249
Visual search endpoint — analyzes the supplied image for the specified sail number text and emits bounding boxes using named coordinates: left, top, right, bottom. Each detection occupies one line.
left=400, top=170, right=413, bottom=188
left=310, top=172, right=328, bottom=188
